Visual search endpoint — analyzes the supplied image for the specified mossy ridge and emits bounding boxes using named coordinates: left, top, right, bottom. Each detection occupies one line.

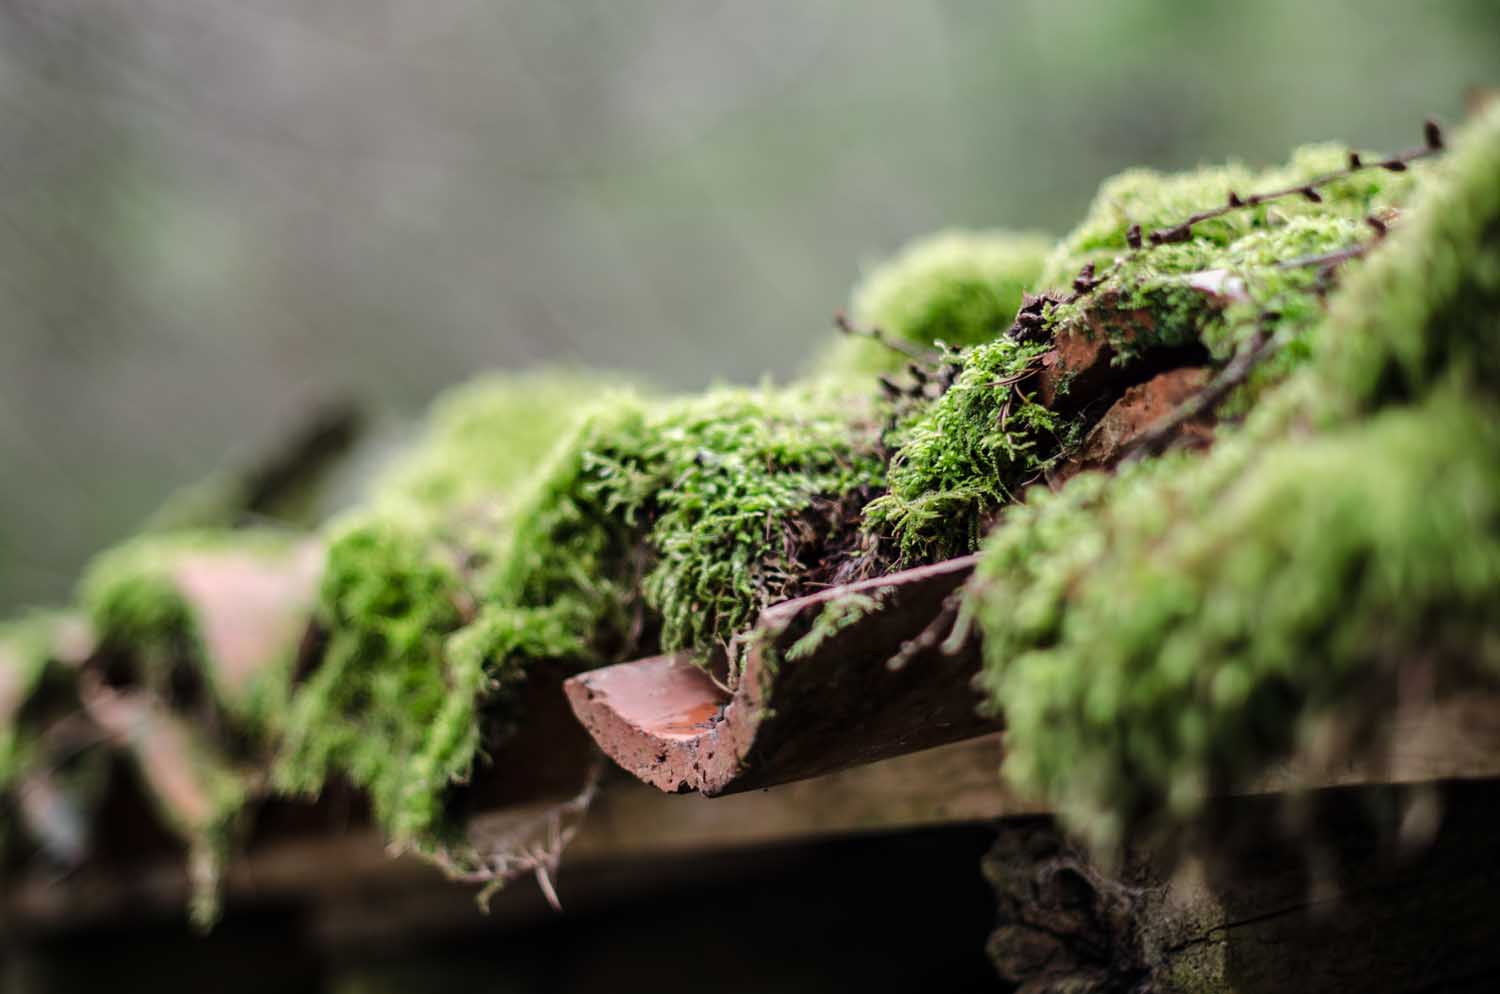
left=273, top=374, right=616, bottom=844
left=1039, top=144, right=1424, bottom=397
left=277, top=375, right=885, bottom=845
left=1038, top=143, right=1420, bottom=293
left=492, top=381, right=888, bottom=682
left=970, top=105, right=1500, bottom=850
left=978, top=393, right=1500, bottom=850
left=867, top=139, right=1436, bottom=567
left=1314, top=110, right=1500, bottom=422
left=816, top=229, right=1051, bottom=379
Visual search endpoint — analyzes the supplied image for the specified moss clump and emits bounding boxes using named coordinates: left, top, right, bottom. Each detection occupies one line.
left=0, top=601, right=250, bottom=927
left=861, top=145, right=1433, bottom=567
left=274, top=521, right=465, bottom=837
left=1058, top=214, right=1366, bottom=355
left=374, top=372, right=615, bottom=513
left=273, top=373, right=612, bottom=845
left=1037, top=144, right=1426, bottom=408
left=78, top=531, right=313, bottom=924
left=864, top=337, right=1067, bottom=563
left=978, top=394, right=1500, bottom=849
left=784, top=590, right=885, bottom=663
left=1037, top=144, right=1420, bottom=292
left=970, top=106, right=1500, bottom=849
left=817, top=230, right=1051, bottom=378
left=0, top=612, right=106, bottom=870
left=494, top=382, right=887, bottom=677
left=279, top=378, right=885, bottom=846
left=1314, top=117, right=1500, bottom=421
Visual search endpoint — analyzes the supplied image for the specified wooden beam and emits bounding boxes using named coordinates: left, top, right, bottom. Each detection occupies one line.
left=8, top=678, right=1500, bottom=934
left=0, top=734, right=1013, bottom=931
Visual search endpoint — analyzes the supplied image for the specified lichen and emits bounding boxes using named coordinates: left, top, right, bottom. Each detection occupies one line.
left=816, top=229, right=1051, bottom=378
left=970, top=105, right=1500, bottom=850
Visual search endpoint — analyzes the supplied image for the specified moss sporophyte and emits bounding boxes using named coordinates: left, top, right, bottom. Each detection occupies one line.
left=0, top=110, right=1493, bottom=919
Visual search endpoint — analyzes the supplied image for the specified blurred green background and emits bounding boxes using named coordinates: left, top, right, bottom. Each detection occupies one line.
left=2, top=0, right=1497, bottom=611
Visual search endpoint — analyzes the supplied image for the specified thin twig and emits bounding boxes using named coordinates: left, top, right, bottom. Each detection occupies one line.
left=1274, top=215, right=1392, bottom=272
left=1050, top=121, right=1442, bottom=314
left=834, top=310, right=943, bottom=365
left=968, top=359, right=1046, bottom=392
left=1143, top=121, right=1443, bottom=247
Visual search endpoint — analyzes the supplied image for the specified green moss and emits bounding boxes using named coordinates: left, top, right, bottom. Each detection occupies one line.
left=0, top=611, right=107, bottom=870
left=272, top=373, right=621, bottom=844
left=1315, top=111, right=1500, bottom=420
left=75, top=532, right=294, bottom=924
left=977, top=393, right=1500, bottom=849
left=816, top=230, right=1051, bottom=378
left=970, top=106, right=1500, bottom=850
left=1034, top=144, right=1427, bottom=418
left=1058, top=214, right=1364, bottom=354
left=493, top=381, right=887, bottom=678
left=375, top=372, right=616, bottom=513
left=858, top=145, right=1437, bottom=569
left=279, top=379, right=884, bottom=846
left=864, top=337, right=1067, bottom=563
left=274, top=521, right=464, bottom=831
left=1038, top=143, right=1420, bottom=292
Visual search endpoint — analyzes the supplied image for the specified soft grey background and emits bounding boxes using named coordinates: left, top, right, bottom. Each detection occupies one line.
left=2, top=0, right=1497, bottom=609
